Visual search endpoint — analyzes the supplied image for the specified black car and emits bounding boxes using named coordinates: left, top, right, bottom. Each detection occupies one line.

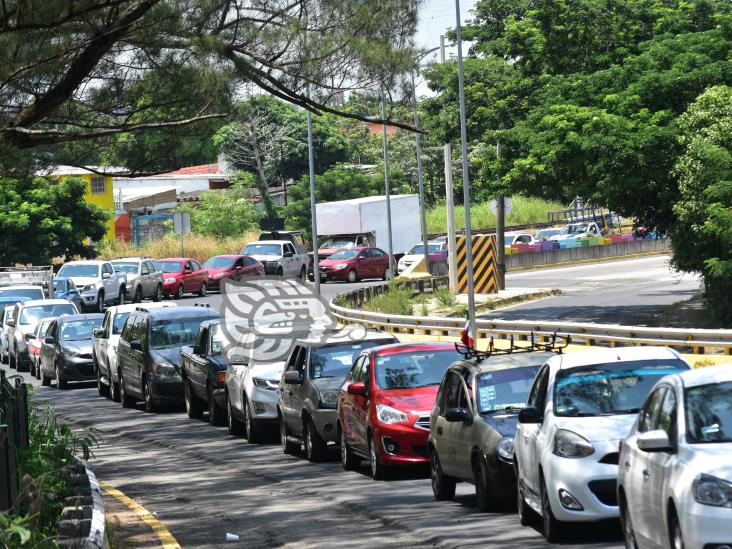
left=39, top=313, right=104, bottom=389
left=116, top=305, right=219, bottom=412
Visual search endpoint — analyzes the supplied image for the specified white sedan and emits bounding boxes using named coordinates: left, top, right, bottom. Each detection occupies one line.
left=618, top=365, right=732, bottom=549
left=515, top=346, right=691, bottom=542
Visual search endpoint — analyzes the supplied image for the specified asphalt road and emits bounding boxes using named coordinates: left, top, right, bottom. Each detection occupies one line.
left=8, top=364, right=623, bottom=549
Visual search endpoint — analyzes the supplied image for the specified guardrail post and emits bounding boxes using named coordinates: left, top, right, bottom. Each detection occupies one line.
left=417, top=280, right=424, bottom=294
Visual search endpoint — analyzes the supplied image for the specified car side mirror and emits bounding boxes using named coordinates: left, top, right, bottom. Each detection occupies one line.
left=44, top=336, right=55, bottom=345
left=102, top=272, right=111, bottom=279
left=283, top=370, right=303, bottom=385
left=518, top=406, right=542, bottom=424
left=445, top=407, right=473, bottom=424
left=357, top=256, right=365, bottom=260
left=347, top=381, right=367, bottom=396
left=69, top=288, right=78, bottom=294
left=184, top=269, right=192, bottom=274
left=130, top=340, right=143, bottom=351
left=93, top=329, right=104, bottom=338
left=637, top=430, right=673, bottom=453
left=24, top=333, right=35, bottom=341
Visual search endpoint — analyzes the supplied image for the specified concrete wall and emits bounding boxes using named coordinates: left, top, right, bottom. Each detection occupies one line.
left=506, top=238, right=671, bottom=269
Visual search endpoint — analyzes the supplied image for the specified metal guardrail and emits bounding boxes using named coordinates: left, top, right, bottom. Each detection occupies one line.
left=331, top=279, right=732, bottom=356
left=0, top=370, right=29, bottom=513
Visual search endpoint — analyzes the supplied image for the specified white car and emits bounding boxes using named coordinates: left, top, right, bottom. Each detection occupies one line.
left=92, top=302, right=176, bottom=401
left=549, top=222, right=601, bottom=242
left=241, top=240, right=308, bottom=278
left=0, top=305, right=15, bottom=364
left=504, top=232, right=535, bottom=246
left=56, top=260, right=127, bottom=312
left=618, top=365, right=732, bottom=549
left=514, top=347, right=691, bottom=542
left=397, top=241, right=447, bottom=274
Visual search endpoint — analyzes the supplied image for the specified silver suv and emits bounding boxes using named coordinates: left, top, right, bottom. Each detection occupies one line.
left=111, top=258, right=163, bottom=302
left=278, top=331, right=397, bottom=461
left=241, top=240, right=308, bottom=278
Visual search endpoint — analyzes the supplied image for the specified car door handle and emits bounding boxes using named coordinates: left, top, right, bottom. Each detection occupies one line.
left=624, top=461, right=631, bottom=472
left=642, top=470, right=649, bottom=480
left=437, top=426, right=443, bottom=436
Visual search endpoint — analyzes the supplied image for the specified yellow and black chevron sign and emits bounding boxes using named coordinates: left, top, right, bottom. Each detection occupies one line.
left=456, top=234, right=498, bottom=294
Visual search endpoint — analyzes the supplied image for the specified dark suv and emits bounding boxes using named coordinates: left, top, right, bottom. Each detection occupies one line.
left=116, top=305, right=219, bottom=412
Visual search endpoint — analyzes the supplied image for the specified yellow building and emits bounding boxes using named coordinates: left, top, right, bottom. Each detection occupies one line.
left=47, top=166, right=117, bottom=240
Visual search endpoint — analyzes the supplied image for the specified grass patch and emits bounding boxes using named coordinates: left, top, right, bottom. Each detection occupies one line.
left=362, top=284, right=413, bottom=316
left=434, top=286, right=457, bottom=308
left=426, top=195, right=564, bottom=234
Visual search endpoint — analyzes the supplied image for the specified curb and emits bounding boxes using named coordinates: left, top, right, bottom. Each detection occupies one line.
left=507, top=250, right=669, bottom=272
left=58, top=461, right=105, bottom=548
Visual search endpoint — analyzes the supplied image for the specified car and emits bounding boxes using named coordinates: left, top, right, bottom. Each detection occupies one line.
left=549, top=222, right=602, bottom=242
left=116, top=305, right=219, bottom=412
left=241, top=240, right=308, bottom=279
left=6, top=299, right=78, bottom=371
left=514, top=347, right=691, bottom=542
left=0, top=305, right=15, bottom=364
left=158, top=258, right=209, bottom=299
left=504, top=232, right=535, bottom=246
left=618, top=365, right=732, bottom=549
left=180, top=319, right=231, bottom=425
left=56, top=260, right=128, bottom=312
left=38, top=313, right=104, bottom=389
left=428, top=349, right=555, bottom=511
left=318, top=247, right=391, bottom=283
left=338, top=342, right=464, bottom=479
left=397, top=241, right=448, bottom=274
left=93, top=302, right=177, bottom=401
left=110, top=258, right=164, bottom=303
left=535, top=228, right=562, bottom=241
left=52, top=278, right=83, bottom=310
left=279, top=331, right=398, bottom=462
left=28, top=317, right=54, bottom=378
left=201, top=255, right=264, bottom=291
left=0, top=285, right=46, bottom=302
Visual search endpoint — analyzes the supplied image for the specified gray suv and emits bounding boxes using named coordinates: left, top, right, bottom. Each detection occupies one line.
left=278, top=331, right=397, bottom=462
left=111, top=258, right=163, bottom=302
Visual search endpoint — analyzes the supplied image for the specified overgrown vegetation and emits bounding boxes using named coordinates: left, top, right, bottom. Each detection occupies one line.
left=361, top=284, right=414, bottom=316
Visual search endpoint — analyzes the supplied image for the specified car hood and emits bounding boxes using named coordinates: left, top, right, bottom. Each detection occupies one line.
left=556, top=414, right=637, bottom=442
left=63, top=340, right=93, bottom=354
left=682, top=443, right=732, bottom=480
left=480, top=412, right=520, bottom=438
left=206, top=268, right=231, bottom=276
left=250, top=361, right=286, bottom=381
left=399, top=254, right=420, bottom=264
left=319, top=258, right=354, bottom=267
left=378, top=386, right=439, bottom=413
left=248, top=254, right=281, bottom=263
left=311, top=377, right=345, bottom=393
left=69, top=276, right=101, bottom=286
left=151, top=347, right=183, bottom=367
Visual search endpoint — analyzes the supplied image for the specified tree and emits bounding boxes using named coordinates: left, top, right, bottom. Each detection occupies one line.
left=177, top=173, right=261, bottom=238
left=0, top=177, right=109, bottom=264
left=672, top=85, right=732, bottom=324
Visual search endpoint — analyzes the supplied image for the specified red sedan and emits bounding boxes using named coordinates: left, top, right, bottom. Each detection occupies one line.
left=158, top=257, right=209, bottom=299
left=318, top=247, right=392, bottom=283
left=202, top=255, right=264, bottom=290
left=337, top=342, right=463, bottom=479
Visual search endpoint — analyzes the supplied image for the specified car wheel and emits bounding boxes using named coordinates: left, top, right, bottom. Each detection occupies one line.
left=516, top=471, right=534, bottom=526
left=96, top=291, right=105, bottom=313
left=307, top=272, right=315, bottom=282
left=96, top=367, right=109, bottom=398
left=670, top=509, right=684, bottom=549
left=208, top=387, right=224, bottom=426
left=339, top=426, right=358, bottom=470
left=198, top=282, right=207, bottom=297
left=117, top=288, right=125, bottom=306
left=276, top=267, right=284, bottom=277
left=430, top=448, right=456, bottom=500
left=153, top=284, right=163, bottom=302
left=620, top=494, right=638, bottom=549
left=184, top=381, right=203, bottom=419
left=242, top=395, right=259, bottom=444
left=346, top=269, right=358, bottom=283
left=35, top=360, right=41, bottom=380
left=280, top=412, right=299, bottom=454
left=175, top=285, right=184, bottom=300
left=227, top=392, right=245, bottom=436
left=120, top=375, right=135, bottom=408
left=368, top=433, right=389, bottom=480
left=111, top=375, right=121, bottom=403
left=540, top=473, right=563, bottom=543
left=382, top=267, right=391, bottom=281
left=29, top=361, right=35, bottom=378
left=474, top=455, right=495, bottom=512
left=8, top=350, right=15, bottom=369
left=143, top=377, right=157, bottom=413
left=41, top=366, right=51, bottom=387
left=304, top=419, right=327, bottom=463
left=299, top=266, right=306, bottom=280
left=133, top=286, right=143, bottom=303
left=55, top=363, right=67, bottom=390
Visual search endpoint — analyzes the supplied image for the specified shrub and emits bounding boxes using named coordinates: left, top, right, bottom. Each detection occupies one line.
left=363, top=284, right=413, bottom=316
left=434, top=286, right=457, bottom=308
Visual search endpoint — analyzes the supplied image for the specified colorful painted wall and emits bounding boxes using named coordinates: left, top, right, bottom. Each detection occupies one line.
left=52, top=172, right=116, bottom=240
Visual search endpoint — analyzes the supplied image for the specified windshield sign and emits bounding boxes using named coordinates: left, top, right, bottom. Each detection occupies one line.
left=476, top=366, right=541, bottom=413
left=244, top=244, right=281, bottom=256
left=375, top=349, right=461, bottom=389
left=554, top=359, right=689, bottom=417
left=57, top=264, right=99, bottom=278
left=686, top=381, right=732, bottom=444
left=310, top=340, right=393, bottom=379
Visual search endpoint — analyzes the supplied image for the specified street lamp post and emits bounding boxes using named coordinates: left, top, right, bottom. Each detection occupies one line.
left=440, top=35, right=458, bottom=292
left=410, top=70, right=431, bottom=274
left=307, top=104, right=320, bottom=297
left=381, top=94, right=395, bottom=281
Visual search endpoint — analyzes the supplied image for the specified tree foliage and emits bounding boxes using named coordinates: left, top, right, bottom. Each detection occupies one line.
left=0, top=178, right=109, bottom=263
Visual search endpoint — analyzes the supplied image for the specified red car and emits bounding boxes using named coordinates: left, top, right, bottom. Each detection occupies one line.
left=337, top=342, right=463, bottom=479
left=318, top=247, right=392, bottom=283
left=158, top=257, right=209, bottom=299
left=202, top=254, right=264, bottom=290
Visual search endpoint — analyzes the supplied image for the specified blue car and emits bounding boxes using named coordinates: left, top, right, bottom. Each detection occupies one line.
left=53, top=278, right=83, bottom=310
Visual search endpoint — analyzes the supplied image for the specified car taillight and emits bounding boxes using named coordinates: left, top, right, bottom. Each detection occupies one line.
left=216, top=371, right=226, bottom=384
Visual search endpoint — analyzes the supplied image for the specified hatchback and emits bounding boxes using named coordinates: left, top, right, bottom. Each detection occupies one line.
left=158, top=258, right=209, bottom=299
left=39, top=313, right=104, bottom=388
left=202, top=255, right=263, bottom=290
left=318, top=247, right=391, bottom=283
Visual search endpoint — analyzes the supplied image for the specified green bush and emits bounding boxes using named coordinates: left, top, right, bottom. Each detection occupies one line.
left=362, top=284, right=413, bottom=316
left=434, top=286, right=457, bottom=308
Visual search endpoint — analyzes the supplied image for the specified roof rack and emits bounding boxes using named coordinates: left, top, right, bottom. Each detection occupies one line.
left=454, top=331, right=571, bottom=362
left=193, top=303, right=211, bottom=307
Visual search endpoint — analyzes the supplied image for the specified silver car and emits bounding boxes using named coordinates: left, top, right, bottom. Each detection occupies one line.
left=110, top=258, right=163, bottom=303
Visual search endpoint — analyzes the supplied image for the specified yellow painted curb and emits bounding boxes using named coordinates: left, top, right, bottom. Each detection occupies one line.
left=507, top=250, right=670, bottom=272
left=100, top=481, right=182, bottom=549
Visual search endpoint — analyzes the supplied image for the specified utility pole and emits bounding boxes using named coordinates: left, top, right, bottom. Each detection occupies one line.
left=441, top=36, right=458, bottom=291
left=496, top=142, right=506, bottom=290
left=307, top=100, right=320, bottom=297
left=381, top=94, right=395, bottom=281
left=454, top=0, right=477, bottom=342
left=410, top=71, right=431, bottom=273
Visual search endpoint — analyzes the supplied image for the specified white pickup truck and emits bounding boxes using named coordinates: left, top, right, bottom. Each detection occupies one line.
left=56, top=260, right=127, bottom=312
left=549, top=221, right=602, bottom=242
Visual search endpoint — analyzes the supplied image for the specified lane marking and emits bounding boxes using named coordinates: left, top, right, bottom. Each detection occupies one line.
left=99, top=480, right=182, bottom=549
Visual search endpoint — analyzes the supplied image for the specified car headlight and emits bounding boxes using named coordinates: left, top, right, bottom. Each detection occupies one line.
left=152, top=361, right=178, bottom=377
left=553, top=429, right=594, bottom=458
left=164, top=277, right=177, bottom=283
left=252, top=377, right=279, bottom=391
left=319, top=390, right=338, bottom=409
left=83, top=283, right=98, bottom=291
left=63, top=347, right=80, bottom=357
left=376, top=404, right=409, bottom=424
left=497, top=437, right=515, bottom=462
left=212, top=272, right=226, bottom=279
left=693, top=474, right=732, bottom=507
left=333, top=263, right=348, bottom=270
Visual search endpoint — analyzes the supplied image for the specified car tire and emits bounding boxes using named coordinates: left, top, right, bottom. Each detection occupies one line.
left=120, top=375, right=135, bottom=408
left=430, top=448, right=456, bottom=500
left=516, top=472, right=535, bottom=526
left=304, top=419, right=327, bottom=463
left=55, top=363, right=67, bottom=390
left=299, top=266, right=306, bottom=280
left=242, top=395, right=259, bottom=444
left=8, top=350, right=15, bottom=369
left=276, top=267, right=284, bottom=277
left=117, top=287, right=125, bottom=306
left=41, top=367, right=51, bottom=387
left=227, top=393, right=245, bottom=436
left=35, top=361, right=41, bottom=380
left=540, top=473, right=563, bottom=543
left=382, top=267, right=391, bottom=281
left=198, top=282, right=207, bottom=297
left=175, top=285, right=184, bottom=300
left=474, top=455, right=495, bottom=512
left=620, top=493, right=639, bottom=549
left=208, top=387, right=225, bottom=426
left=96, top=291, right=105, bottom=313
left=133, top=286, right=143, bottom=303
left=111, top=376, right=121, bottom=403
left=143, top=377, right=157, bottom=413
left=184, top=381, right=203, bottom=419
left=339, top=425, right=358, bottom=470
left=307, top=272, right=315, bottom=282
left=669, top=508, right=684, bottom=549
left=97, top=367, right=109, bottom=398
left=346, top=269, right=358, bottom=283
left=368, top=433, right=389, bottom=480
left=280, top=412, right=299, bottom=454
left=29, top=360, right=35, bottom=378
left=153, top=284, right=163, bottom=302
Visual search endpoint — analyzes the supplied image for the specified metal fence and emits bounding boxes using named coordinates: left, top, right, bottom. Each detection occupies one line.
left=0, top=370, right=29, bottom=513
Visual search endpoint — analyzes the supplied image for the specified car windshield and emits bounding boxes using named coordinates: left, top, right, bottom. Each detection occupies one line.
left=560, top=224, right=587, bottom=235
left=408, top=244, right=443, bottom=254
left=20, top=304, right=76, bottom=325
left=0, top=288, right=44, bottom=299
left=57, top=264, right=99, bottom=278
left=504, top=236, right=517, bottom=246
left=203, top=257, right=236, bottom=269
left=60, top=319, right=102, bottom=341
left=686, top=381, right=732, bottom=444
left=243, top=244, right=281, bottom=256
left=476, top=366, right=541, bottom=413
left=113, top=312, right=130, bottom=334
left=158, top=261, right=183, bottom=273
left=537, top=230, right=559, bottom=239
left=554, top=359, right=689, bottom=417
left=111, top=262, right=139, bottom=274
left=328, top=249, right=359, bottom=260
left=320, top=239, right=354, bottom=249
left=375, top=349, right=461, bottom=389
left=150, top=317, right=210, bottom=350
left=210, top=325, right=228, bottom=355
left=310, top=340, right=394, bottom=379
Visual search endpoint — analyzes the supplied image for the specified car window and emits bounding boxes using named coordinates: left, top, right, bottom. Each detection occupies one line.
left=19, top=303, right=76, bottom=324
left=191, top=261, right=201, bottom=272
left=150, top=317, right=206, bottom=349
left=443, top=372, right=463, bottom=410
left=196, top=327, right=208, bottom=354
left=102, top=311, right=111, bottom=338
left=685, top=381, right=732, bottom=444
left=57, top=264, right=99, bottom=278
left=46, top=320, right=57, bottom=339
left=658, top=388, right=678, bottom=444
left=121, top=315, right=138, bottom=342
left=103, top=263, right=114, bottom=275
left=475, top=365, right=542, bottom=413
left=285, top=346, right=303, bottom=372
left=374, top=349, right=461, bottom=389
left=349, top=355, right=366, bottom=382
left=637, top=386, right=666, bottom=433
left=112, top=312, right=130, bottom=335
left=311, top=340, right=394, bottom=380
left=184, top=261, right=192, bottom=271
left=528, top=365, right=548, bottom=408
left=140, top=263, right=149, bottom=275
left=60, top=318, right=102, bottom=341
left=137, top=318, right=148, bottom=347
left=371, top=249, right=385, bottom=258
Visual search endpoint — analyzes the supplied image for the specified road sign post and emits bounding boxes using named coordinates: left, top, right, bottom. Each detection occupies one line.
left=441, top=35, right=458, bottom=292
left=307, top=102, right=320, bottom=297
left=173, top=212, right=191, bottom=257
left=381, top=94, right=395, bottom=281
